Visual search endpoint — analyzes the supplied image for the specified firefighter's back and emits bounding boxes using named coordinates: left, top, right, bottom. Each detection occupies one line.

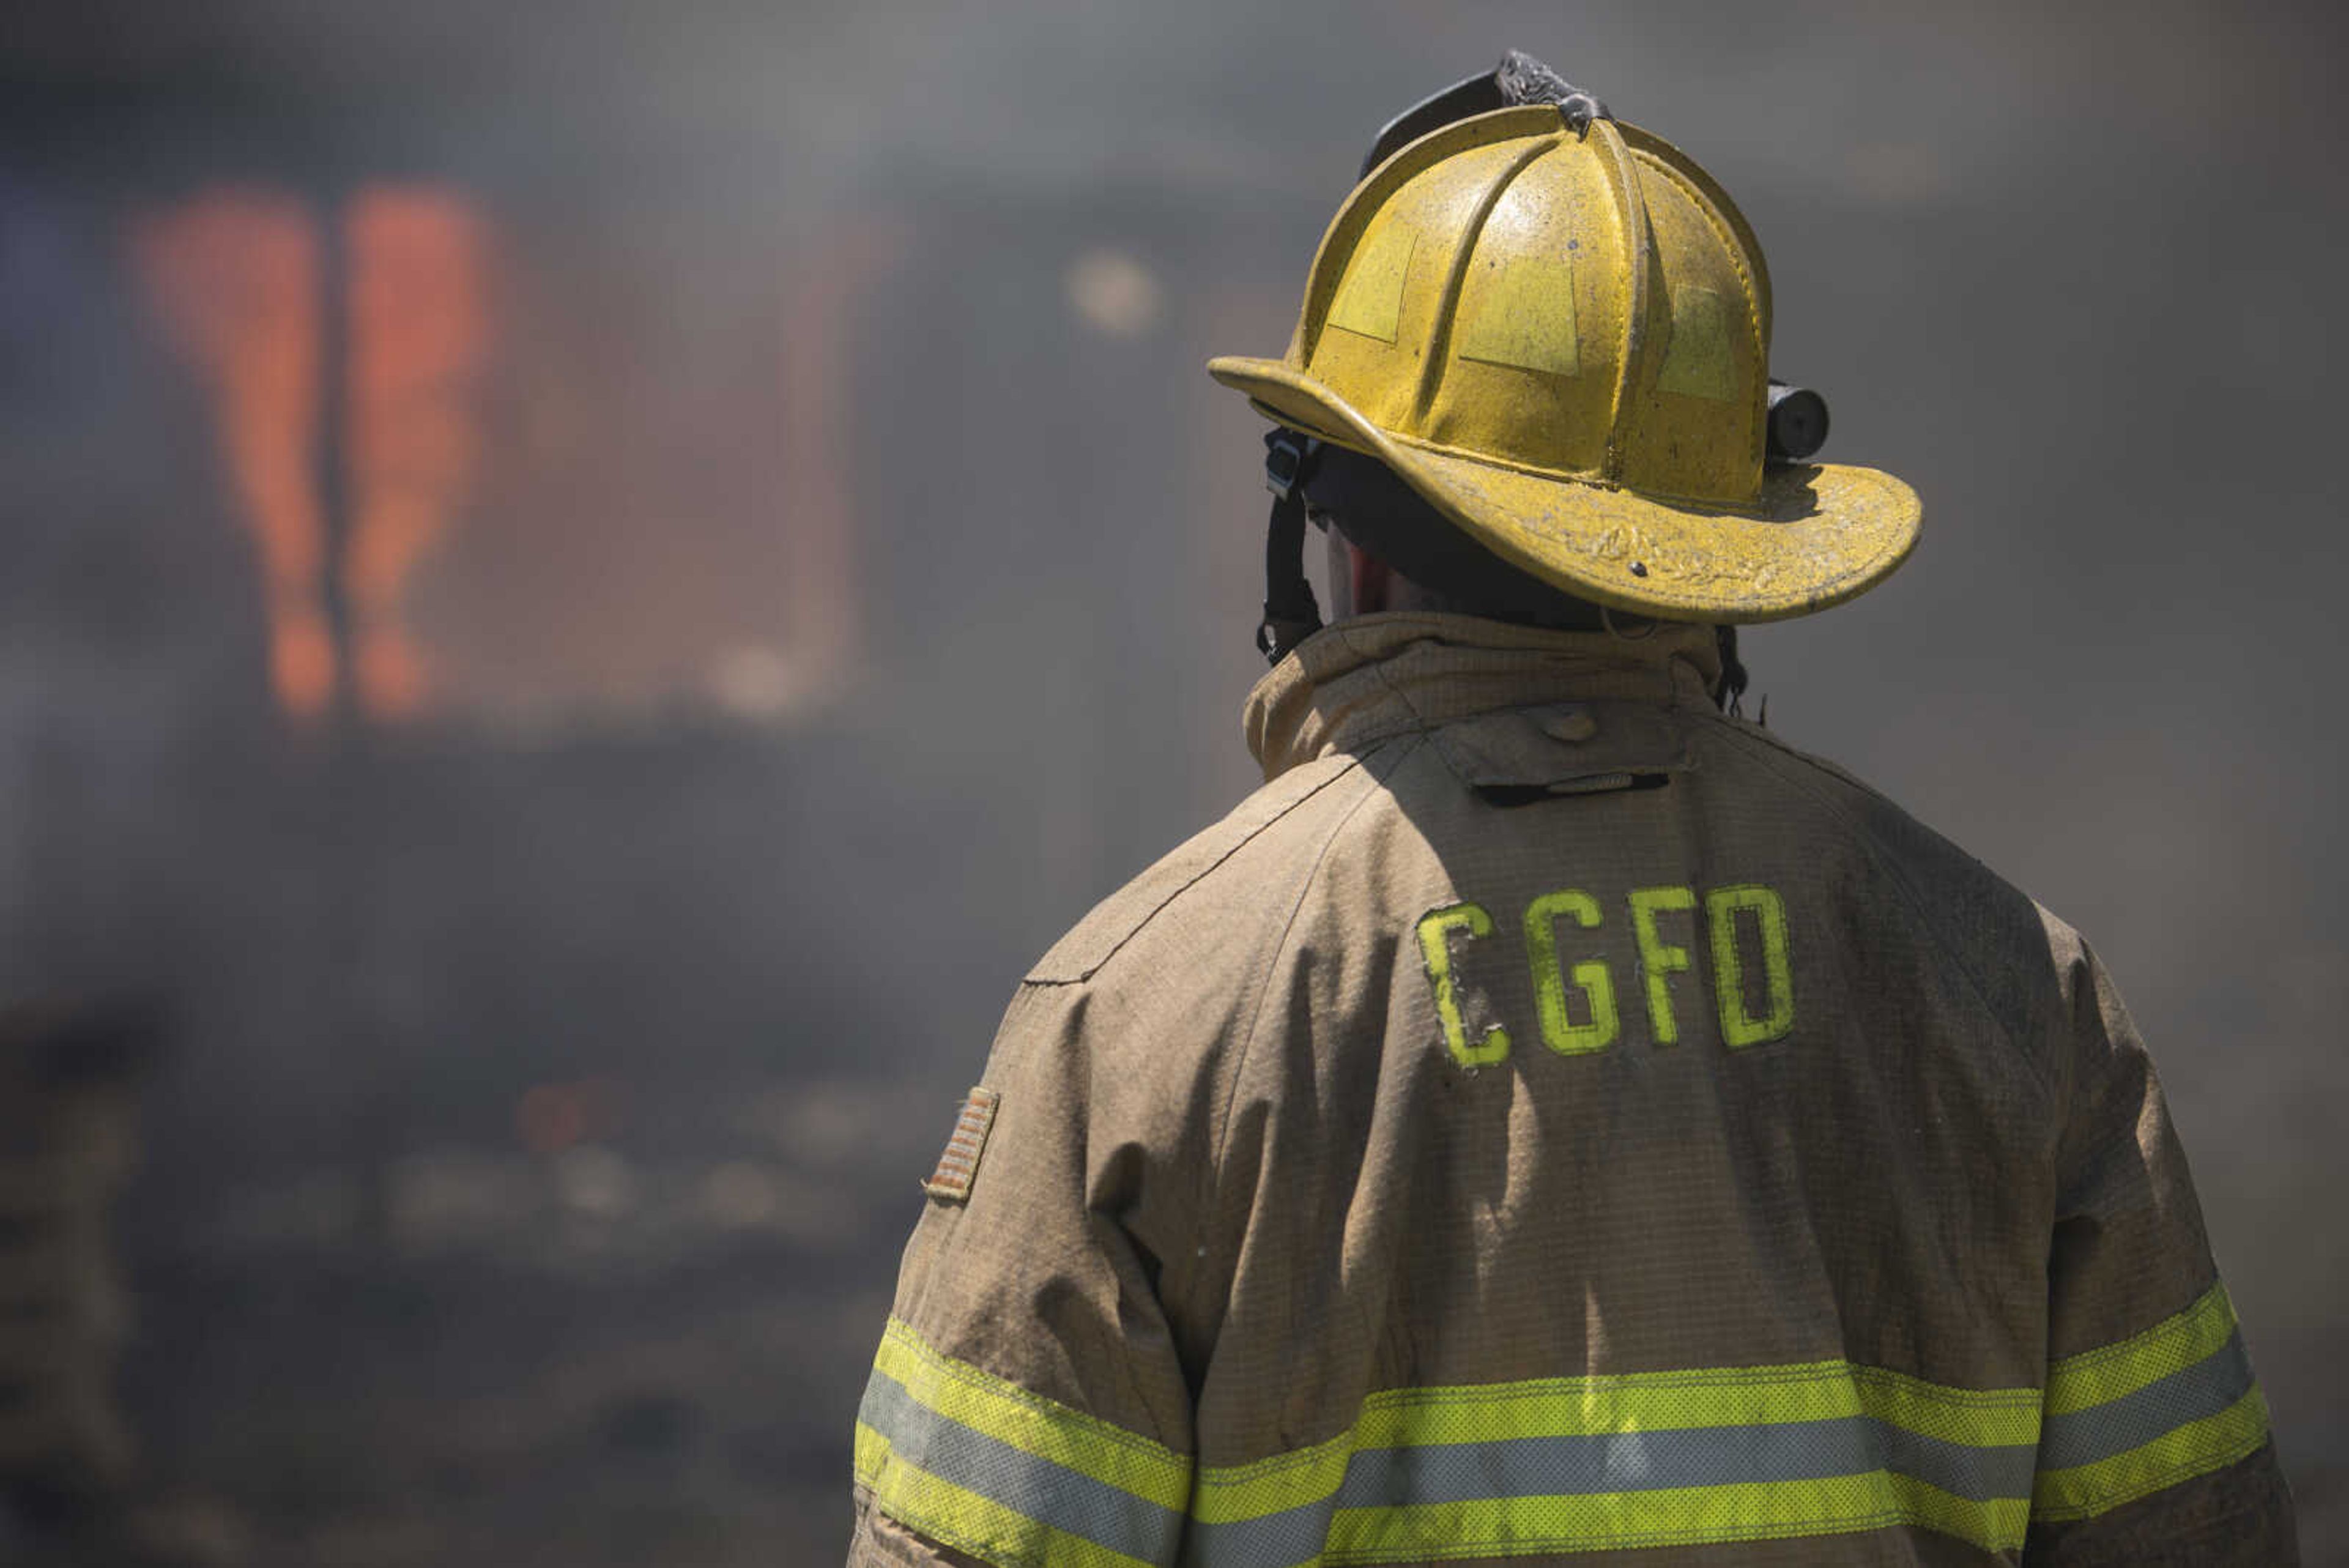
left=851, top=618, right=2291, bottom=1567
left=1174, top=638, right=2279, bottom=1564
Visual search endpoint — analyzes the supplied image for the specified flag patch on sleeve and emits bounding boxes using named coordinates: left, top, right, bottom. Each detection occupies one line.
left=921, top=1087, right=1000, bottom=1202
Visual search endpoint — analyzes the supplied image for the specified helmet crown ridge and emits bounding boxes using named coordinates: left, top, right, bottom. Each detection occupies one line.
left=1299, top=108, right=1769, bottom=507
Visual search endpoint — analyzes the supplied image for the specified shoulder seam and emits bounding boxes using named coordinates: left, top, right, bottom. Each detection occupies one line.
left=1206, top=734, right=1430, bottom=1184
left=1695, top=715, right=2061, bottom=1103
left=1022, top=753, right=1373, bottom=987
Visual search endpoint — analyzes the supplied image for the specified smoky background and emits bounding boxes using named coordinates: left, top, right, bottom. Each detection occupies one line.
left=0, top=1, right=2342, bottom=1562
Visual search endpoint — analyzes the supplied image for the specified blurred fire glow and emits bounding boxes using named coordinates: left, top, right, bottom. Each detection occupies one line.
left=516, top=1077, right=626, bottom=1155
left=134, top=185, right=492, bottom=721
left=773, top=219, right=902, bottom=716
left=345, top=189, right=494, bottom=719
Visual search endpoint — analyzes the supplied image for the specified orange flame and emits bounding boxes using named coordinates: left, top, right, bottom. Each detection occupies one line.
left=346, top=189, right=492, bottom=718
left=133, top=185, right=492, bottom=721
left=132, top=190, right=333, bottom=718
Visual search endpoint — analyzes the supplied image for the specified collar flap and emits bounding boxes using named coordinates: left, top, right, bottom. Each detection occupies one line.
left=1427, top=700, right=1694, bottom=795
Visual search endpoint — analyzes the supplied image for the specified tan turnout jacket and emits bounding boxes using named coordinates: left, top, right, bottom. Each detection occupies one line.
left=850, top=613, right=2295, bottom=1567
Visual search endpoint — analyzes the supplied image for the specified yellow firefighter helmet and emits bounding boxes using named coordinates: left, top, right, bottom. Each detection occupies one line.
left=1209, top=104, right=1921, bottom=622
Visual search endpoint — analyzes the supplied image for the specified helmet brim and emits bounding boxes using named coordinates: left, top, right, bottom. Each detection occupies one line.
left=1208, top=355, right=1921, bottom=624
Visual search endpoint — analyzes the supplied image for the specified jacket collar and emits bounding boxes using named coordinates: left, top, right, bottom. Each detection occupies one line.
left=1243, top=611, right=1723, bottom=782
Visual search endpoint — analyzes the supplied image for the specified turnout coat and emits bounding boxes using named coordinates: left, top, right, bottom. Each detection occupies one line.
left=850, top=613, right=2295, bottom=1567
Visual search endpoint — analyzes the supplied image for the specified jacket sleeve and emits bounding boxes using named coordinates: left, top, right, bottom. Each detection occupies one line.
left=847, top=983, right=1204, bottom=1568
left=2022, top=928, right=2297, bottom=1566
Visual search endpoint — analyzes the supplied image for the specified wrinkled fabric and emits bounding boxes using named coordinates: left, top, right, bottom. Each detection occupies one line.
left=850, top=612, right=2293, bottom=1567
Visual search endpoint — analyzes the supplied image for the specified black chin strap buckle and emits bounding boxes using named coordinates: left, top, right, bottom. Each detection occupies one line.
left=1255, top=610, right=1320, bottom=664
left=1257, top=429, right=1326, bottom=664
left=1264, top=428, right=1318, bottom=503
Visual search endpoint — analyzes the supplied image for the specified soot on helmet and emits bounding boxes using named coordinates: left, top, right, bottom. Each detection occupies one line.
left=1252, top=376, right=1832, bottom=666
left=1250, top=48, right=1833, bottom=664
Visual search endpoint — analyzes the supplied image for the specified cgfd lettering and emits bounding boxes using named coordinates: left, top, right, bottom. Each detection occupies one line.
left=1416, top=884, right=1794, bottom=1067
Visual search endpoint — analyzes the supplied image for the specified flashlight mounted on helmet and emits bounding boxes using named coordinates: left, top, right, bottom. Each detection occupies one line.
left=1767, top=380, right=1830, bottom=464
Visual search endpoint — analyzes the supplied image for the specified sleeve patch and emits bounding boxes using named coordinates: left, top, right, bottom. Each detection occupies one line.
left=921, top=1087, right=1000, bottom=1203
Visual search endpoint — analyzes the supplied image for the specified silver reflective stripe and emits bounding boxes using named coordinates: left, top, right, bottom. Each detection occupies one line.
left=859, top=1365, right=1186, bottom=1562
left=1182, top=1416, right=2037, bottom=1566
left=1182, top=1495, right=1331, bottom=1568
left=2038, top=1329, right=2257, bottom=1470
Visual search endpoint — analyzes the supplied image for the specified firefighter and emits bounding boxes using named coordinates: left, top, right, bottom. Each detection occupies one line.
left=847, top=53, right=2297, bottom=1566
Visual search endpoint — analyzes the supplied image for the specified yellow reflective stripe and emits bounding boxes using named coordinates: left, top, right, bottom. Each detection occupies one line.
left=2032, top=1283, right=2273, bottom=1522
left=2032, top=1386, right=2271, bottom=1522
left=858, top=1421, right=1162, bottom=1568
left=1191, top=1358, right=2039, bottom=1528
left=2044, top=1282, right=2236, bottom=1416
left=1850, top=1366, right=2043, bottom=1448
left=1325, top=1473, right=2029, bottom=1559
left=1191, top=1429, right=1354, bottom=1526
left=1350, top=1362, right=2042, bottom=1447
left=854, top=1416, right=888, bottom=1487
left=874, top=1317, right=1193, bottom=1512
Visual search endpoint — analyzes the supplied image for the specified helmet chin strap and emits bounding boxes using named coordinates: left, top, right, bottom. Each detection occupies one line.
left=1256, top=428, right=1326, bottom=664
left=1255, top=425, right=1754, bottom=714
